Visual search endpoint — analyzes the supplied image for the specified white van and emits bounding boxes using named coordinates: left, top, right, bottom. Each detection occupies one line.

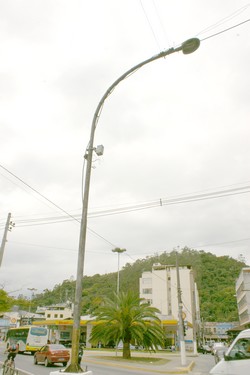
left=209, top=329, right=250, bottom=374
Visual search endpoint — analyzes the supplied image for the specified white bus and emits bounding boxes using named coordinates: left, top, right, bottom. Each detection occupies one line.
left=6, top=326, right=48, bottom=354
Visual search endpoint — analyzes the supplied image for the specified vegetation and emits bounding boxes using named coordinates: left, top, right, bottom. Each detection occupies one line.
left=9, top=247, right=246, bottom=322
left=0, top=290, right=14, bottom=312
left=0, top=290, right=31, bottom=312
left=90, top=291, right=165, bottom=359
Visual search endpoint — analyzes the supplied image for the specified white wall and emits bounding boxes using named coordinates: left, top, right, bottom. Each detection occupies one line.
left=140, top=265, right=200, bottom=345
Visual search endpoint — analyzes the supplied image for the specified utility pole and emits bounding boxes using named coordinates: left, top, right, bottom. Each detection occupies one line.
left=0, top=213, right=14, bottom=268
left=176, top=250, right=187, bottom=366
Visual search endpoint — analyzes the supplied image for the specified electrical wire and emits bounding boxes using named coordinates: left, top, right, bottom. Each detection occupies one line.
left=152, top=0, right=170, bottom=46
left=0, top=163, right=119, bottom=248
left=3, top=182, right=249, bottom=229
left=139, top=0, right=162, bottom=50
left=200, top=18, right=250, bottom=42
left=196, top=4, right=250, bottom=37
left=0, top=164, right=80, bottom=225
left=140, top=1, right=250, bottom=52
left=87, top=185, right=250, bottom=218
left=191, top=236, right=250, bottom=249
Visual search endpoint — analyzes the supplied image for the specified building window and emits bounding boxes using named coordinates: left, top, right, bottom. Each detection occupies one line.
left=47, top=314, right=51, bottom=318
left=54, top=314, right=58, bottom=318
left=60, top=314, right=63, bottom=318
left=142, top=288, right=152, bottom=294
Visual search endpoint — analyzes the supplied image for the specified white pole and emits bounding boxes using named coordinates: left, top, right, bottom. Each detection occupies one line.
left=176, top=250, right=187, bottom=366
left=0, top=213, right=12, bottom=267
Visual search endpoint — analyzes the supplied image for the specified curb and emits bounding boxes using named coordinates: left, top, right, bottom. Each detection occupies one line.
left=82, top=357, right=195, bottom=374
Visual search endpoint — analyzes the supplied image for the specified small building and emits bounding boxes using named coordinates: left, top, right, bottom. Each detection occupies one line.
left=40, top=303, right=73, bottom=320
left=203, top=321, right=239, bottom=343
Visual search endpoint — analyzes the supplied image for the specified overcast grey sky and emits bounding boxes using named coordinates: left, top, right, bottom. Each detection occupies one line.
left=1, top=0, right=250, bottom=297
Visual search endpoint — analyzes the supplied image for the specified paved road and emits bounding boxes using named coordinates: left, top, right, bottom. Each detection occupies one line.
left=189, top=354, right=215, bottom=374
left=0, top=344, right=216, bottom=375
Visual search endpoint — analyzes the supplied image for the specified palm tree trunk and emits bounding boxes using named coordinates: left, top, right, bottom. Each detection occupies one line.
left=123, top=341, right=131, bottom=359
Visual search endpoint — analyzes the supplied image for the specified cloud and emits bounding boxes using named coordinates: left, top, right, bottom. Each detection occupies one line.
left=1, top=0, right=250, bottom=297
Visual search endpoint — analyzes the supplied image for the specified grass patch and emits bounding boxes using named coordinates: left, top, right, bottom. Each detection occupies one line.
left=94, top=355, right=169, bottom=365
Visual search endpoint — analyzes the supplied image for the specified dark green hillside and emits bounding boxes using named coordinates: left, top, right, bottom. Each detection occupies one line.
left=32, top=248, right=246, bottom=322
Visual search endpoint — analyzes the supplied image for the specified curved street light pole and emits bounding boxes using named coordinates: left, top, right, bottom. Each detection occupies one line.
left=67, top=37, right=200, bottom=372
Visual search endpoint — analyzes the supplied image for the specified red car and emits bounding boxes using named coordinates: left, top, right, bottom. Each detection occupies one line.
left=34, top=344, right=70, bottom=367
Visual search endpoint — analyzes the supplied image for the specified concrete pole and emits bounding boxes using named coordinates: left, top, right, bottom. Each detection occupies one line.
left=176, top=251, right=187, bottom=366
left=191, top=272, right=198, bottom=355
left=0, top=213, right=12, bottom=268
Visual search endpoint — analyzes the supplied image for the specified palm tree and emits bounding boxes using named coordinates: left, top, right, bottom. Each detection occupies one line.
left=90, top=291, right=165, bottom=359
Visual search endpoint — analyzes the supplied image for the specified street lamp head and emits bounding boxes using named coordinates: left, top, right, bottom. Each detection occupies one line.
left=181, top=38, right=200, bottom=54
left=112, top=247, right=126, bottom=254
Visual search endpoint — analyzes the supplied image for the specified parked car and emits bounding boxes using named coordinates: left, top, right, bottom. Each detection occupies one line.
left=214, top=347, right=226, bottom=363
left=210, top=329, right=250, bottom=374
left=117, top=341, right=142, bottom=350
left=34, top=344, right=70, bottom=367
left=198, top=344, right=212, bottom=354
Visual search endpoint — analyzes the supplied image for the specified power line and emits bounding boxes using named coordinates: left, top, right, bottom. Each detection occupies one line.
left=0, top=164, right=79, bottom=224
left=87, top=185, right=250, bottom=218
left=196, top=4, right=250, bottom=37
left=191, top=237, right=250, bottom=249
left=140, top=1, right=250, bottom=52
left=139, top=0, right=162, bottom=51
left=200, top=18, right=250, bottom=42
left=3, top=182, right=249, bottom=228
left=0, top=164, right=119, bottom=249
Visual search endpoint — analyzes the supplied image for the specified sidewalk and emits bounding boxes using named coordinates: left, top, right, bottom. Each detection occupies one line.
left=82, top=350, right=196, bottom=374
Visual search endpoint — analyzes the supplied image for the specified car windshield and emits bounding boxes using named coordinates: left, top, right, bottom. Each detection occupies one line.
left=227, top=338, right=250, bottom=360
left=49, top=344, right=66, bottom=350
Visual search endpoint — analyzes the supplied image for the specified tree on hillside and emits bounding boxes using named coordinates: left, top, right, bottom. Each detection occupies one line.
left=0, top=289, right=14, bottom=312
left=90, top=291, right=165, bottom=359
left=31, top=247, right=246, bottom=323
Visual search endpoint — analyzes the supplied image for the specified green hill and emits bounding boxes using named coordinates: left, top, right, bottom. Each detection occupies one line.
left=32, top=247, right=246, bottom=322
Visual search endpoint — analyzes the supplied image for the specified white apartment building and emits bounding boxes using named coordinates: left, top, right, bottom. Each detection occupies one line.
left=139, top=263, right=200, bottom=347
left=235, top=267, right=250, bottom=327
left=36, top=303, right=73, bottom=320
